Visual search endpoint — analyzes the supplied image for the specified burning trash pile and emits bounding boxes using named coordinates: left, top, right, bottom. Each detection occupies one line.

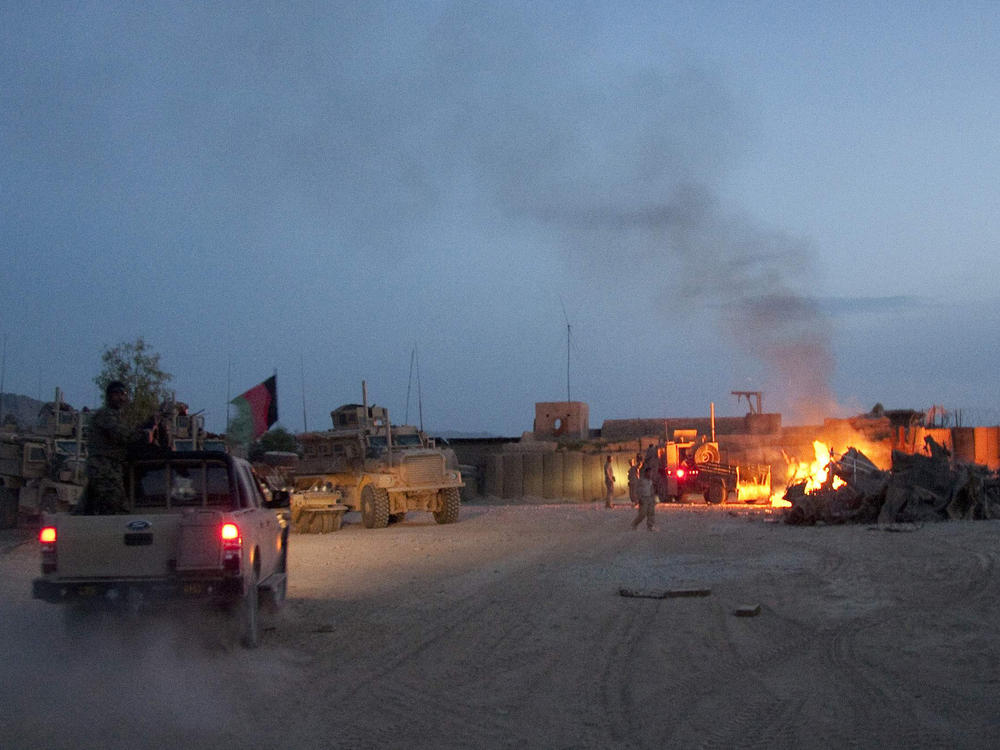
left=782, top=437, right=1000, bottom=525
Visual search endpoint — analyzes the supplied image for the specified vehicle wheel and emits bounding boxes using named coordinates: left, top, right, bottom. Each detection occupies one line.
left=694, top=443, right=721, bottom=464
left=239, top=564, right=261, bottom=649
left=433, top=487, right=460, bottom=524
left=706, top=480, right=726, bottom=505
left=360, top=485, right=389, bottom=528
left=263, top=572, right=287, bottom=614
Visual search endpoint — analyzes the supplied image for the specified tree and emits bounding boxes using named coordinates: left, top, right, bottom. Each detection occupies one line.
left=95, top=338, right=173, bottom=425
left=249, top=425, right=300, bottom=461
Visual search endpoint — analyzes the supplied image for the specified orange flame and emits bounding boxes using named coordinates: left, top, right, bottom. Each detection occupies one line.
left=770, top=440, right=844, bottom=507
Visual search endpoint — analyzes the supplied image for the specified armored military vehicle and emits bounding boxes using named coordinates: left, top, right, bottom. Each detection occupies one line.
left=0, top=391, right=87, bottom=527
left=293, top=386, right=462, bottom=530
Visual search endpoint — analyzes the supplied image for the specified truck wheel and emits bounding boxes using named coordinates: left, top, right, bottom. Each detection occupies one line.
left=433, top=487, right=460, bottom=524
left=694, top=443, right=721, bottom=464
left=706, top=480, right=726, bottom=505
left=360, top=485, right=389, bottom=528
left=263, top=574, right=287, bottom=614
left=239, top=566, right=261, bottom=649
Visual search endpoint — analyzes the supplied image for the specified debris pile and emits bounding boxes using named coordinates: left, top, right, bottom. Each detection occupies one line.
left=784, top=437, right=1000, bottom=525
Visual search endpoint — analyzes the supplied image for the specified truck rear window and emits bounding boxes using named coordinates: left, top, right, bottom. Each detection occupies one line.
left=131, top=461, right=233, bottom=509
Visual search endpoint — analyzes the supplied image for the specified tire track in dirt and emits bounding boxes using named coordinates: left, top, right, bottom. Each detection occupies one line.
left=290, top=519, right=637, bottom=748
left=802, top=530, right=1000, bottom=747
left=839, top=541, right=1000, bottom=744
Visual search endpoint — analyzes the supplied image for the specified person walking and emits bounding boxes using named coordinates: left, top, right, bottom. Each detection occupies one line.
left=604, top=454, right=615, bottom=509
left=631, top=467, right=657, bottom=531
left=627, top=457, right=640, bottom=508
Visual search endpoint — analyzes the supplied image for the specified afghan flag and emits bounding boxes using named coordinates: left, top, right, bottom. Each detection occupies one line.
left=229, top=375, right=278, bottom=443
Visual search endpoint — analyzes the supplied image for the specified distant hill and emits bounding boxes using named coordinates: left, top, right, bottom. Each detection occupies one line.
left=0, top=393, right=47, bottom=431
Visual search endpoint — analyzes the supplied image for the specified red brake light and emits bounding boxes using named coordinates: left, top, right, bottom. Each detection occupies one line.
left=676, top=468, right=685, bottom=479
left=39, top=526, right=57, bottom=544
left=220, top=523, right=241, bottom=543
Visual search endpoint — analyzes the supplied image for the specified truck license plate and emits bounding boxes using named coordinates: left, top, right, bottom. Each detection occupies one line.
left=182, top=582, right=204, bottom=595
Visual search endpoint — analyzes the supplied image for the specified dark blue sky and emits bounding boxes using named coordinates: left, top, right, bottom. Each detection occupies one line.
left=3, top=2, right=999, bottom=435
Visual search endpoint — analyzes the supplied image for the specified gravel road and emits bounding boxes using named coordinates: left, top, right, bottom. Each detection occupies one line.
left=3, top=501, right=999, bottom=749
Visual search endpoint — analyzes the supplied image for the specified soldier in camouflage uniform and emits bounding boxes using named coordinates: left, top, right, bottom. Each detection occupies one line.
left=83, top=381, right=151, bottom=514
left=630, top=467, right=657, bottom=531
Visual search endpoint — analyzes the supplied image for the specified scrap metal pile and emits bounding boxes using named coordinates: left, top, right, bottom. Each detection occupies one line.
left=784, top=437, right=1000, bottom=525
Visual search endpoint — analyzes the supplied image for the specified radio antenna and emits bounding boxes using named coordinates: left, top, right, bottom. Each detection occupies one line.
left=560, top=297, right=571, bottom=404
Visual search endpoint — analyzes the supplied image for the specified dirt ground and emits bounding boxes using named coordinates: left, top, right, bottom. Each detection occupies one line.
left=3, top=498, right=1000, bottom=749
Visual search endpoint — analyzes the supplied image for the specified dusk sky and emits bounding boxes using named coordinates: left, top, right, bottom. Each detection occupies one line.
left=3, top=2, right=999, bottom=436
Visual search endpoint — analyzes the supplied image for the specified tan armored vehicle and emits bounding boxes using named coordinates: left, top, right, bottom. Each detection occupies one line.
left=0, top=391, right=87, bottom=527
left=293, top=392, right=462, bottom=530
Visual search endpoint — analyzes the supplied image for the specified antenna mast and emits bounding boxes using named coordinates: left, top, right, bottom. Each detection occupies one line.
left=406, top=346, right=415, bottom=424
left=416, top=346, right=423, bottom=433
left=560, top=297, right=571, bottom=403
left=405, top=345, right=425, bottom=431
left=300, top=354, right=308, bottom=432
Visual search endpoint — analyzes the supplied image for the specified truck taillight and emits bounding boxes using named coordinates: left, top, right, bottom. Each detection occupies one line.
left=221, top=523, right=242, bottom=573
left=675, top=468, right=685, bottom=479
left=39, top=526, right=57, bottom=574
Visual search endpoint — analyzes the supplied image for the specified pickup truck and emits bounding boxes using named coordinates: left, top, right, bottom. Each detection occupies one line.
left=32, top=450, right=289, bottom=648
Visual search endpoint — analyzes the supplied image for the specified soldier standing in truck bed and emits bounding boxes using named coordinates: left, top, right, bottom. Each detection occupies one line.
left=82, top=381, right=153, bottom=514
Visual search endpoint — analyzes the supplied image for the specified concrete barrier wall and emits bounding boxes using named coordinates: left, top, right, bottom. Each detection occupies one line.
left=502, top=453, right=524, bottom=499
left=523, top=453, right=544, bottom=497
left=955, top=426, right=1000, bottom=470
left=481, top=450, right=633, bottom=501
left=563, top=452, right=583, bottom=500
left=543, top=452, right=563, bottom=499
left=485, top=453, right=504, bottom=497
left=467, top=421, right=1000, bottom=501
left=582, top=453, right=602, bottom=502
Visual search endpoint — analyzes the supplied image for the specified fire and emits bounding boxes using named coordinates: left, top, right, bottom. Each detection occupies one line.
left=771, top=440, right=844, bottom=507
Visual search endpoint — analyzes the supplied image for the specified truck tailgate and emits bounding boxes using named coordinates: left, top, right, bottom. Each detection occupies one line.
left=55, top=514, right=184, bottom=579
